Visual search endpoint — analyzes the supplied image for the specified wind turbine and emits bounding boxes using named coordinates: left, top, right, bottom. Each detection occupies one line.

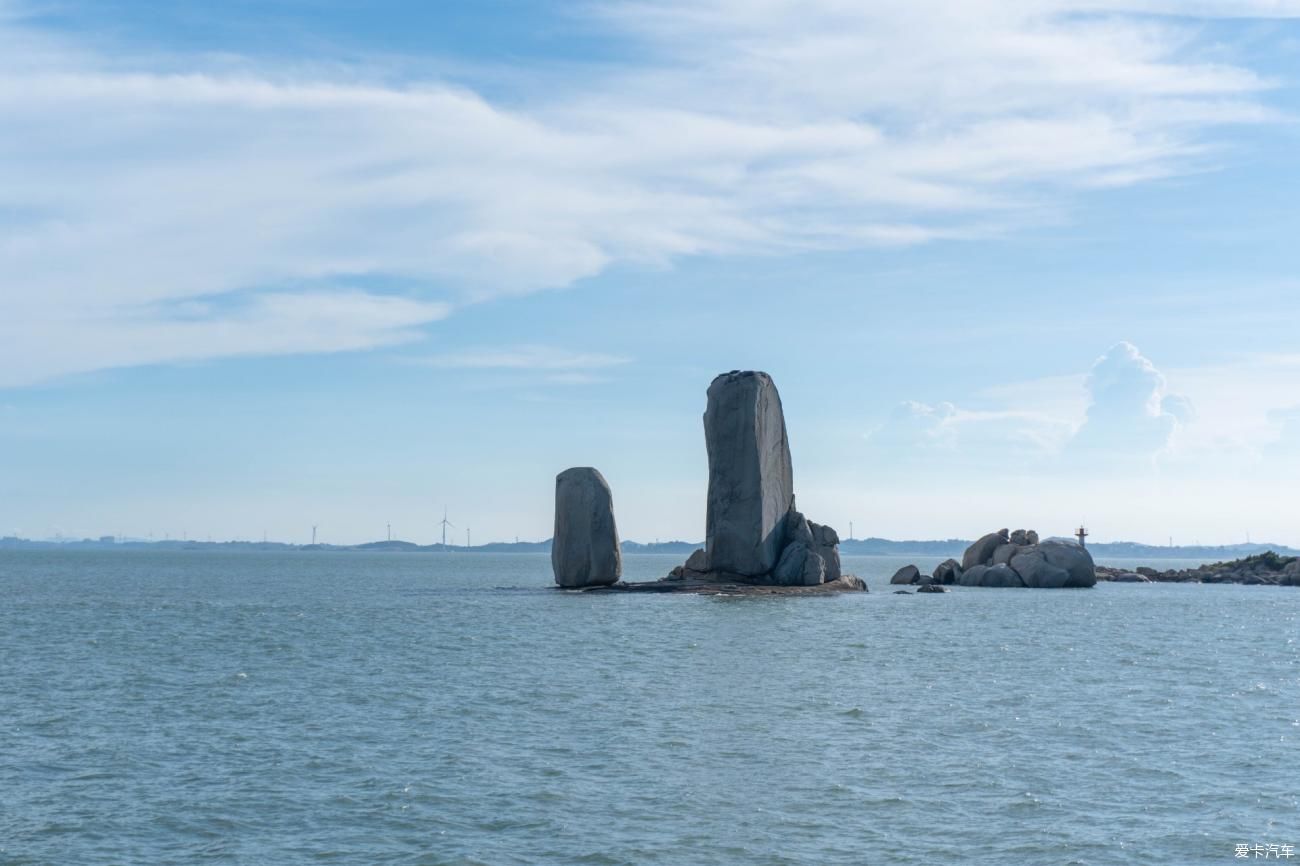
left=439, top=508, right=454, bottom=550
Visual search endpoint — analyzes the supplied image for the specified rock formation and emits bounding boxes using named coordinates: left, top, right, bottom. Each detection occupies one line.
left=962, top=529, right=1008, bottom=570
left=556, top=371, right=863, bottom=594
left=890, top=564, right=921, bottom=585
left=703, top=371, right=794, bottom=576
left=656, top=371, right=862, bottom=592
left=552, top=467, right=622, bottom=588
left=896, top=528, right=1097, bottom=588
left=931, top=559, right=962, bottom=585
left=1095, top=551, right=1300, bottom=586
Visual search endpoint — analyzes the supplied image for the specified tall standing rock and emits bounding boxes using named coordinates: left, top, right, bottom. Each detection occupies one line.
left=703, top=371, right=795, bottom=577
left=552, top=467, right=622, bottom=588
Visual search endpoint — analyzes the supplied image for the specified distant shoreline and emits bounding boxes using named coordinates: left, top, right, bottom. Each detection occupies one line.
left=3, top=536, right=1297, bottom=560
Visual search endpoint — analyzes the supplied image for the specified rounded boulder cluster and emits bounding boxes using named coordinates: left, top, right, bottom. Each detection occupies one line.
left=891, top=528, right=1097, bottom=589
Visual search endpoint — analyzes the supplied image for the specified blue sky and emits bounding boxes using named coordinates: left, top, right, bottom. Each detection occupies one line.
left=4, top=0, right=1300, bottom=545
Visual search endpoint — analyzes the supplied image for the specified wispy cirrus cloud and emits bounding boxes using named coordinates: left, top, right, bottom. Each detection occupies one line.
left=0, top=291, right=450, bottom=387
left=418, top=346, right=631, bottom=371
left=0, top=0, right=1295, bottom=385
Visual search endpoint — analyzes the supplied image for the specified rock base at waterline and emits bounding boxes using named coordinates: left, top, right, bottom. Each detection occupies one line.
left=574, top=573, right=867, bottom=595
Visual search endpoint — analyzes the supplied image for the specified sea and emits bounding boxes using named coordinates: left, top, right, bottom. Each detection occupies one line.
left=1, top=549, right=1296, bottom=865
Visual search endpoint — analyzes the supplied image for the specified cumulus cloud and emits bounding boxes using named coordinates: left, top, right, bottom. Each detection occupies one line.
left=1070, top=341, right=1191, bottom=456
left=867, top=399, right=1072, bottom=466
left=0, top=1, right=1295, bottom=383
left=868, top=341, right=1195, bottom=470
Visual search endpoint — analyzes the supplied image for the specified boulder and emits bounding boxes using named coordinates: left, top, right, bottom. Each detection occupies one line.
left=893, top=590, right=913, bottom=594
left=1009, top=550, right=1070, bottom=588
left=703, top=371, right=794, bottom=576
left=684, top=548, right=708, bottom=572
left=773, top=541, right=825, bottom=586
left=785, top=510, right=841, bottom=583
left=785, top=509, right=814, bottom=547
left=962, top=530, right=1009, bottom=570
left=1009, top=540, right=1096, bottom=588
left=991, top=543, right=1021, bottom=566
left=1009, top=529, right=1029, bottom=545
left=980, top=563, right=1025, bottom=587
left=958, top=564, right=989, bottom=587
left=917, top=583, right=948, bottom=593
left=810, top=520, right=842, bottom=582
left=1025, top=530, right=1039, bottom=545
left=932, top=558, right=963, bottom=585
left=552, top=467, right=622, bottom=588
left=890, top=564, right=921, bottom=585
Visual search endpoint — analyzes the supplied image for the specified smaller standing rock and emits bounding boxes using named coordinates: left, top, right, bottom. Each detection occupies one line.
left=552, top=467, right=622, bottom=588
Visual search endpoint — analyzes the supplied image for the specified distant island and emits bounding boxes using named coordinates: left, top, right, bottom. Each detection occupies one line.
left=2, top=534, right=1297, bottom=560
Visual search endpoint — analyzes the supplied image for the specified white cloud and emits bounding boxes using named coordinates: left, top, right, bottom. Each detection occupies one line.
left=419, top=346, right=631, bottom=371
left=1070, top=340, right=1191, bottom=458
left=866, top=399, right=1073, bottom=465
left=868, top=341, right=1197, bottom=470
left=0, top=291, right=449, bottom=386
left=0, top=1, right=1295, bottom=383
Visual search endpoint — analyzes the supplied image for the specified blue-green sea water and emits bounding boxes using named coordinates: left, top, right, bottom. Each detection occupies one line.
left=1, top=550, right=1296, bottom=865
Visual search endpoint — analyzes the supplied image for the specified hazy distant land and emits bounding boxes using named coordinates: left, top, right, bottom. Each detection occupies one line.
left=3, top=534, right=1296, bottom=560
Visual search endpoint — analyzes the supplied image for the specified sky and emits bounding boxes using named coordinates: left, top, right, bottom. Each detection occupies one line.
left=4, top=0, right=1300, bottom=546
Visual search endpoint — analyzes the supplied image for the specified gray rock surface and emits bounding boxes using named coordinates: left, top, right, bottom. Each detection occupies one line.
left=959, top=528, right=1096, bottom=589
left=1009, top=540, right=1095, bottom=588
left=962, top=531, right=1008, bottom=570
left=932, top=559, right=963, bottom=585
left=552, top=467, right=622, bottom=588
left=773, top=541, right=826, bottom=586
left=809, top=520, right=842, bottom=583
left=991, top=543, right=1020, bottom=566
left=980, top=563, right=1026, bottom=587
left=890, top=564, right=921, bottom=585
left=1113, top=572, right=1150, bottom=582
left=652, top=370, right=859, bottom=591
left=703, top=371, right=794, bottom=576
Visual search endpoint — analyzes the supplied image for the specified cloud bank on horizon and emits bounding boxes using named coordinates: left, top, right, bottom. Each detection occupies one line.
left=0, top=0, right=1296, bottom=384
